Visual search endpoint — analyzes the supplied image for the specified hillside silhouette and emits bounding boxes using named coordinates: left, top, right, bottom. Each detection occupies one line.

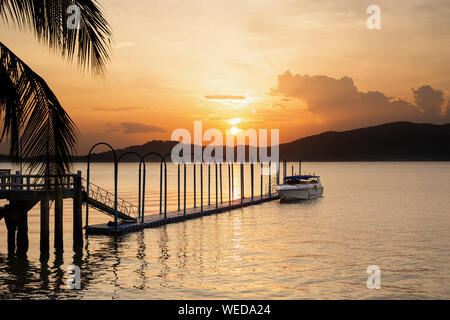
left=72, top=122, right=450, bottom=162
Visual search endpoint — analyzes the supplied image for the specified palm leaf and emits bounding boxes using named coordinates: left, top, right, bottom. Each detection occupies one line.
left=0, top=42, right=78, bottom=183
left=0, top=49, right=21, bottom=159
left=0, top=0, right=112, bottom=76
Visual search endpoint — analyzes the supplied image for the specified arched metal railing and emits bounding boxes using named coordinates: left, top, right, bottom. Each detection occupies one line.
left=86, top=142, right=118, bottom=228
left=140, top=152, right=167, bottom=223
left=117, top=151, right=145, bottom=220
left=83, top=143, right=287, bottom=229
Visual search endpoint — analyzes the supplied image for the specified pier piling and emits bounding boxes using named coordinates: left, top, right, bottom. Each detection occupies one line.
left=54, top=193, right=63, bottom=250
left=40, top=196, right=50, bottom=254
left=164, top=163, right=167, bottom=218
left=228, top=163, right=231, bottom=205
left=231, top=164, right=234, bottom=200
left=276, top=162, right=280, bottom=185
left=260, top=162, right=263, bottom=200
left=159, top=163, right=163, bottom=214
left=141, top=166, right=146, bottom=223
left=215, top=162, right=218, bottom=209
left=240, top=163, right=244, bottom=203
left=208, top=164, right=211, bottom=205
left=193, top=164, right=196, bottom=208
left=200, top=163, right=203, bottom=214
left=4, top=212, right=16, bottom=255
left=269, top=161, right=272, bottom=197
left=16, top=208, right=28, bottom=255
left=251, top=162, right=254, bottom=201
left=220, top=163, right=223, bottom=203
left=73, top=171, right=83, bottom=248
left=2, top=199, right=38, bottom=255
left=183, top=163, right=186, bottom=217
left=178, top=164, right=180, bottom=211
left=138, top=163, right=142, bottom=220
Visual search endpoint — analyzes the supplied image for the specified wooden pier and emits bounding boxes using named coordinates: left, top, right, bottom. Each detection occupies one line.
left=0, top=170, right=136, bottom=255
left=85, top=194, right=279, bottom=235
left=83, top=160, right=284, bottom=236
left=0, top=159, right=302, bottom=256
left=0, top=171, right=84, bottom=255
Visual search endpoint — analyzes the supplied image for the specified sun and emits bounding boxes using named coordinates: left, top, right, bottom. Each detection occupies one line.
left=230, top=126, right=239, bottom=135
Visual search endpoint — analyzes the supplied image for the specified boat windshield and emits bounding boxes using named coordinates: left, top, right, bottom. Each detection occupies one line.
left=283, top=175, right=319, bottom=185
left=284, top=178, right=318, bottom=185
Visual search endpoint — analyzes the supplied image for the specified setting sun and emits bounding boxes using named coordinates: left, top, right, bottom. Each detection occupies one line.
left=230, top=126, right=240, bottom=135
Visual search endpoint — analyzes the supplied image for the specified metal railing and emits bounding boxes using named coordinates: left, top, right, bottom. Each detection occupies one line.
left=265, top=177, right=278, bottom=196
left=82, top=178, right=138, bottom=219
left=0, top=173, right=78, bottom=191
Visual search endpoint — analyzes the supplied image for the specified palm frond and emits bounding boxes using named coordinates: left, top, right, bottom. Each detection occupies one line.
left=0, top=0, right=112, bottom=76
left=0, top=42, right=78, bottom=181
left=0, top=48, right=22, bottom=158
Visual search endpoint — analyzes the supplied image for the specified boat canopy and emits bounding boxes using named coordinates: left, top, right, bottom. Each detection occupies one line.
left=284, top=175, right=319, bottom=180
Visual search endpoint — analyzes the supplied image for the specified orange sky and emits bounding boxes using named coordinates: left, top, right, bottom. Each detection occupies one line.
left=1, top=0, right=449, bottom=154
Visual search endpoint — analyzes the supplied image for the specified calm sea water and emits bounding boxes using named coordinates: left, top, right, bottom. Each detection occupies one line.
left=0, top=162, right=449, bottom=299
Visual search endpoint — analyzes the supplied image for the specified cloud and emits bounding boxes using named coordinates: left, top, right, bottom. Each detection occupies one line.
left=272, top=104, right=286, bottom=110
left=204, top=95, right=246, bottom=100
left=89, top=106, right=151, bottom=112
left=107, top=122, right=165, bottom=134
left=446, top=100, right=450, bottom=121
left=412, top=85, right=446, bottom=122
left=270, top=71, right=449, bottom=128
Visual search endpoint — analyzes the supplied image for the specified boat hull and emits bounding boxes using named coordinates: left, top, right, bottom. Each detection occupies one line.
left=276, top=184, right=323, bottom=201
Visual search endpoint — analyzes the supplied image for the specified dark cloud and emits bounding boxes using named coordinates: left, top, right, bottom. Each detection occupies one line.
left=446, top=100, right=450, bottom=121
left=107, top=122, right=165, bottom=134
left=270, top=71, right=449, bottom=128
left=204, top=95, right=246, bottom=100
left=412, top=85, right=446, bottom=122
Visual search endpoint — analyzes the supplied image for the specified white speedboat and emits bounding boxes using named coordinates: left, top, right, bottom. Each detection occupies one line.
left=276, top=175, right=323, bottom=201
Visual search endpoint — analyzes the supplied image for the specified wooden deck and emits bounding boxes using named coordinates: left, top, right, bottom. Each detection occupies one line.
left=85, top=194, right=279, bottom=235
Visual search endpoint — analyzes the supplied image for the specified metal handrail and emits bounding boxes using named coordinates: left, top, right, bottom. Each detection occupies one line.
left=81, top=178, right=138, bottom=218
left=265, top=177, right=278, bottom=196
left=0, top=174, right=78, bottom=191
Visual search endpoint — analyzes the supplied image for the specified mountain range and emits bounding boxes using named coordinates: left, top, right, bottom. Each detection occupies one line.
left=71, top=121, right=450, bottom=162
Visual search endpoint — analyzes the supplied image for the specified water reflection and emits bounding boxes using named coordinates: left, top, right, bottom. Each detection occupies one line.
left=175, top=223, right=188, bottom=285
left=213, top=215, right=223, bottom=273
left=1, top=255, right=32, bottom=298
left=0, top=162, right=449, bottom=299
left=191, top=219, right=204, bottom=277
left=134, top=231, right=147, bottom=290
left=109, top=235, right=122, bottom=298
left=157, top=226, right=170, bottom=287
left=39, top=253, right=50, bottom=292
left=51, top=250, right=64, bottom=295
